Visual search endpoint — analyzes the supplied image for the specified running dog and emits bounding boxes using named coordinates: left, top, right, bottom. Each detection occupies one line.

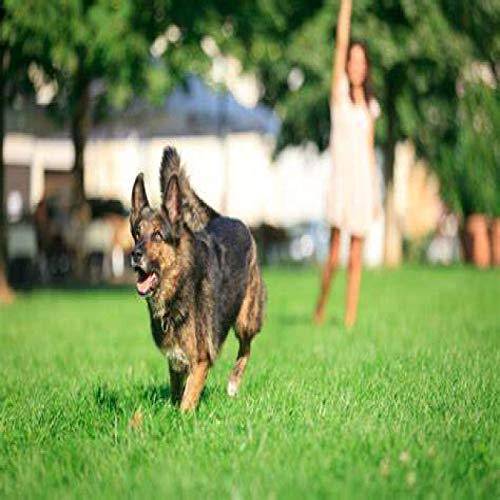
left=130, top=147, right=266, bottom=411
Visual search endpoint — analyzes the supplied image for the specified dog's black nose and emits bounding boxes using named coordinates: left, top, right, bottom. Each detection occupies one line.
left=131, top=247, right=143, bottom=265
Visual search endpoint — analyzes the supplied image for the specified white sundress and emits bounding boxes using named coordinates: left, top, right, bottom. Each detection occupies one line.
left=326, top=73, right=380, bottom=237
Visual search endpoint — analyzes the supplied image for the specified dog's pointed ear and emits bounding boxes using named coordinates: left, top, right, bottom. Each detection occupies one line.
left=163, top=174, right=183, bottom=235
left=131, top=173, right=150, bottom=216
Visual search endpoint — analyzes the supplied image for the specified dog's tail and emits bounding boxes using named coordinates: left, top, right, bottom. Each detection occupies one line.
left=160, top=146, right=219, bottom=231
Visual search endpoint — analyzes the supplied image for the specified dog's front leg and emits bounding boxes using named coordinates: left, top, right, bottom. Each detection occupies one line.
left=169, top=365, right=186, bottom=405
left=180, top=361, right=209, bottom=412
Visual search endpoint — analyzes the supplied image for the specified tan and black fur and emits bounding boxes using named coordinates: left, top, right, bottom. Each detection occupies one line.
left=130, top=146, right=266, bottom=412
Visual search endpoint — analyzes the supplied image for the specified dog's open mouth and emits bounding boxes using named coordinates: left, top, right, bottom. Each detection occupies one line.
left=135, top=269, right=159, bottom=297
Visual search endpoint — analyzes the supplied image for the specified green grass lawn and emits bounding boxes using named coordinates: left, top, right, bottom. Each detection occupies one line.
left=0, top=266, right=499, bottom=499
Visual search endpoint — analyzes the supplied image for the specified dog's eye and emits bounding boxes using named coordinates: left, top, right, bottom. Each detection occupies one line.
left=152, top=231, right=163, bottom=242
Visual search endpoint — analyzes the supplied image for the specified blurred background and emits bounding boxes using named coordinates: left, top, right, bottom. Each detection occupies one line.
left=0, top=0, right=498, bottom=297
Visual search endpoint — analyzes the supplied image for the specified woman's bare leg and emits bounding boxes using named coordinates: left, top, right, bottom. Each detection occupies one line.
left=314, top=227, right=341, bottom=324
left=345, top=235, right=364, bottom=328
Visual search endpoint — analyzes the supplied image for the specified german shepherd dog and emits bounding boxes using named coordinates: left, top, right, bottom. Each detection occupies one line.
left=130, top=147, right=266, bottom=412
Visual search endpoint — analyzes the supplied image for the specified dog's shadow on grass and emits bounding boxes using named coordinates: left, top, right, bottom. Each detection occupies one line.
left=140, top=382, right=213, bottom=407
left=92, top=381, right=213, bottom=414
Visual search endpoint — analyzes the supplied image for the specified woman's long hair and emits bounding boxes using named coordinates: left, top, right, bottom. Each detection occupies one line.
left=346, top=41, right=375, bottom=105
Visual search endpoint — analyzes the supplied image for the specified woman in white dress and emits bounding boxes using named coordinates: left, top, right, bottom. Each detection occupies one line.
left=314, top=0, right=381, bottom=329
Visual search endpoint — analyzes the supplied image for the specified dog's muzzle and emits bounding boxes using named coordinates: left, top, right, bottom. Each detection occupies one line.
left=131, top=243, right=159, bottom=297
left=130, top=244, right=144, bottom=268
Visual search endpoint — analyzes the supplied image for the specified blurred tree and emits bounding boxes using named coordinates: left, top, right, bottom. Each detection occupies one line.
left=0, top=2, right=36, bottom=302
left=0, top=4, right=11, bottom=301
left=436, top=0, right=499, bottom=218
left=440, top=0, right=499, bottom=77
left=4, top=0, right=213, bottom=203
left=4, top=0, right=156, bottom=203
left=439, top=82, right=499, bottom=218
left=0, top=0, right=216, bottom=295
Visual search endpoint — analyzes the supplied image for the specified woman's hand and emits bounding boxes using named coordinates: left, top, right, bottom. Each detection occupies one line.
left=332, top=0, right=353, bottom=102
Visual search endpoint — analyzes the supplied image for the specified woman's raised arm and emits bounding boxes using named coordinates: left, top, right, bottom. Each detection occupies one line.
left=331, top=0, right=352, bottom=102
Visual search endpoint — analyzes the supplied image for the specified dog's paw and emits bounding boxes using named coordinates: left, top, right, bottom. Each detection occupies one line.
left=227, top=380, right=239, bottom=397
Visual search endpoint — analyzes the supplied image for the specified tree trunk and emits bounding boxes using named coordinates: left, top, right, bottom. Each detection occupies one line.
left=71, top=68, right=91, bottom=204
left=0, top=36, right=15, bottom=303
left=383, top=79, right=403, bottom=267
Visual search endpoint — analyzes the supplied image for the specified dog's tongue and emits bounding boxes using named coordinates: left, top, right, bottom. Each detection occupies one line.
left=136, top=273, right=156, bottom=296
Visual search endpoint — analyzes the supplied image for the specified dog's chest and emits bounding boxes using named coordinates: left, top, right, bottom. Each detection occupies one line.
left=162, top=345, right=190, bottom=371
left=148, top=299, right=190, bottom=371
left=154, top=321, right=190, bottom=371
left=155, top=322, right=190, bottom=372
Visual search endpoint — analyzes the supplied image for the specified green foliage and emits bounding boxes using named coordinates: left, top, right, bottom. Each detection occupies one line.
left=0, top=266, right=499, bottom=498
left=440, top=0, right=500, bottom=69
left=2, top=0, right=221, bottom=123
left=1, top=0, right=217, bottom=199
left=0, top=2, right=40, bottom=101
left=219, top=0, right=474, bottom=153
left=440, top=83, right=500, bottom=217
left=5, top=0, right=158, bottom=112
